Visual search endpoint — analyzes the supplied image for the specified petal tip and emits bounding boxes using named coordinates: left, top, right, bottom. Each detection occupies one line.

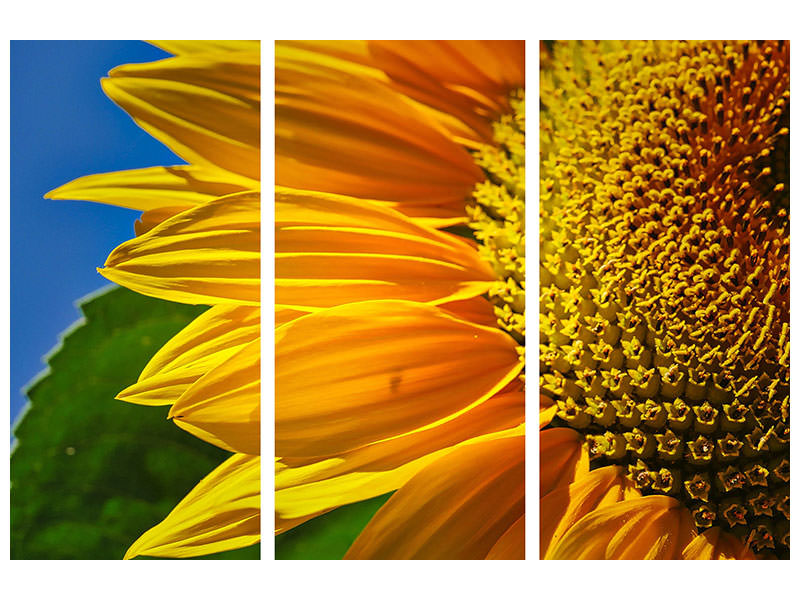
left=43, top=181, right=73, bottom=200
left=122, top=541, right=141, bottom=560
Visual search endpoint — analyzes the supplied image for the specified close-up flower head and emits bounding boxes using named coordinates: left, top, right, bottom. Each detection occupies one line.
left=275, top=41, right=525, bottom=559
left=11, top=40, right=261, bottom=560
left=540, top=40, right=788, bottom=559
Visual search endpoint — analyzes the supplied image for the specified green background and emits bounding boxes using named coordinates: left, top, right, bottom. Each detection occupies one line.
left=10, top=286, right=258, bottom=559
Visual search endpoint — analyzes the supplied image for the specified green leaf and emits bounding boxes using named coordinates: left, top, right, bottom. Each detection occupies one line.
left=275, top=493, right=392, bottom=559
left=11, top=285, right=259, bottom=560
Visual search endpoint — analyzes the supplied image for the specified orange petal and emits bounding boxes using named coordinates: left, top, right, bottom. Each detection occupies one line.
left=169, top=339, right=260, bottom=455
left=278, top=41, right=525, bottom=146
left=439, top=296, right=499, bottom=328
left=276, top=188, right=493, bottom=309
left=681, top=527, right=757, bottom=560
left=540, top=427, right=589, bottom=497
left=276, top=54, right=482, bottom=220
left=276, top=300, right=522, bottom=457
left=540, top=466, right=640, bottom=558
left=276, top=391, right=522, bottom=522
left=118, top=305, right=260, bottom=406
left=281, top=252, right=491, bottom=312
left=549, top=495, right=697, bottom=560
left=486, top=514, right=525, bottom=559
left=103, top=52, right=259, bottom=180
left=275, top=307, right=310, bottom=328
left=344, top=436, right=523, bottom=559
left=100, top=192, right=260, bottom=306
left=367, top=41, right=525, bottom=144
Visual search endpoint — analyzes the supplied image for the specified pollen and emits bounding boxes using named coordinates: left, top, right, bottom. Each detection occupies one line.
left=540, top=41, right=788, bottom=558
left=468, top=90, right=526, bottom=347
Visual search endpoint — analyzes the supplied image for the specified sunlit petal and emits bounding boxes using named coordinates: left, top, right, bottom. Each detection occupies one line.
left=276, top=300, right=522, bottom=457
left=125, top=454, right=259, bottom=559
left=681, top=527, right=757, bottom=560
left=541, top=466, right=640, bottom=559
left=100, top=192, right=259, bottom=306
left=344, top=436, right=523, bottom=559
left=276, top=53, right=482, bottom=221
left=276, top=188, right=494, bottom=309
left=276, top=392, right=522, bottom=521
left=44, top=164, right=253, bottom=211
left=549, top=495, right=696, bottom=560
left=540, top=427, right=589, bottom=497
left=103, top=52, right=260, bottom=180
left=151, top=40, right=261, bottom=55
left=169, top=339, right=260, bottom=455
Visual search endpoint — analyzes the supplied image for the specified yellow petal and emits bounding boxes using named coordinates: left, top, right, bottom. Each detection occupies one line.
left=276, top=300, right=522, bottom=457
left=379, top=202, right=469, bottom=229
left=275, top=41, right=375, bottom=77
left=539, top=394, right=557, bottom=429
left=540, top=427, right=589, bottom=497
left=276, top=55, right=482, bottom=221
left=344, top=436, right=523, bottom=559
left=276, top=390, right=523, bottom=521
left=44, top=165, right=253, bottom=211
left=486, top=515, right=525, bottom=559
left=151, top=40, right=260, bottom=55
left=681, top=527, right=757, bottom=560
left=549, top=495, right=697, bottom=560
left=169, top=339, right=260, bottom=455
left=118, top=370, right=197, bottom=407
left=100, top=192, right=260, bottom=306
left=276, top=188, right=493, bottom=310
left=125, top=453, right=259, bottom=559
left=103, top=52, right=259, bottom=180
left=118, top=305, right=260, bottom=405
left=541, top=466, right=640, bottom=559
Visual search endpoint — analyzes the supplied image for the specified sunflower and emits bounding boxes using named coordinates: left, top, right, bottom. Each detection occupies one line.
left=275, top=41, right=525, bottom=559
left=540, top=41, right=788, bottom=559
left=46, top=40, right=261, bottom=559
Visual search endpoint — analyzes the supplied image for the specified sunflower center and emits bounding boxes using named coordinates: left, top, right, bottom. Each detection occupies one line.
left=467, top=89, right=526, bottom=349
left=540, top=41, right=789, bottom=557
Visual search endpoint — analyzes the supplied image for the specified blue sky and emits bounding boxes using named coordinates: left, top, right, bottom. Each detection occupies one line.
left=10, top=41, right=184, bottom=425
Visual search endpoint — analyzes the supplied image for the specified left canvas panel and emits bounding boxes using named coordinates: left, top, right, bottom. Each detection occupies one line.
left=10, top=40, right=261, bottom=560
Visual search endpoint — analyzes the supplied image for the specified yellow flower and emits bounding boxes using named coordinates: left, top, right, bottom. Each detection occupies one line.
left=275, top=41, right=525, bottom=559
left=46, top=41, right=261, bottom=559
left=540, top=41, right=788, bottom=559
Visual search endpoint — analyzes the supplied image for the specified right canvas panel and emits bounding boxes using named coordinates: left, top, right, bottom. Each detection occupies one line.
left=540, top=40, right=789, bottom=559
